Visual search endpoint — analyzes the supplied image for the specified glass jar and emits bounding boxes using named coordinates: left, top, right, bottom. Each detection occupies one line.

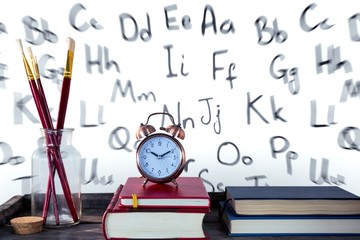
left=31, top=128, right=81, bottom=227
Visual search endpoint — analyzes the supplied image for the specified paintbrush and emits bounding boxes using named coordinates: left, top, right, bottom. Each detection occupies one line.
left=27, top=46, right=60, bottom=224
left=57, top=37, right=75, bottom=130
left=17, top=39, right=78, bottom=224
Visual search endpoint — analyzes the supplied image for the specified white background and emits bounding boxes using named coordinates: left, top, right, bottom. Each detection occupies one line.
left=1, top=0, right=360, bottom=204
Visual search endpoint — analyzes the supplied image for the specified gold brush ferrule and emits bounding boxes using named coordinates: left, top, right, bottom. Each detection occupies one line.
left=27, top=47, right=40, bottom=80
left=22, top=55, right=35, bottom=81
left=64, top=50, right=74, bottom=79
left=30, top=56, right=40, bottom=80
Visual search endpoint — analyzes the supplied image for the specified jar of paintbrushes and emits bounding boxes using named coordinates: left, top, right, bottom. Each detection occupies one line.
left=31, top=128, right=81, bottom=226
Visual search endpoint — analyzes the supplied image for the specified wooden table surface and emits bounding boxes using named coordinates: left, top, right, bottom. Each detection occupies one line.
left=1, top=193, right=359, bottom=240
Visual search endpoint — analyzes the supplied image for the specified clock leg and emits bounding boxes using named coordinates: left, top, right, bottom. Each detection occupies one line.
left=171, top=179, right=178, bottom=187
left=142, top=178, right=149, bottom=187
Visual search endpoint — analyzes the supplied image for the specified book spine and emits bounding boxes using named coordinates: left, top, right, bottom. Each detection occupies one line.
left=108, top=184, right=124, bottom=212
left=102, top=184, right=124, bottom=240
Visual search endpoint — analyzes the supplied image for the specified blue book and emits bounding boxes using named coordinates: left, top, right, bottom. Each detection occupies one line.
left=219, top=201, right=360, bottom=236
left=226, top=186, right=360, bottom=216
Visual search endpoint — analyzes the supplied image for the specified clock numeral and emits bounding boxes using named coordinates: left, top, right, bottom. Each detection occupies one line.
left=158, top=140, right=162, bottom=146
left=146, top=148, right=151, bottom=153
left=141, top=155, right=147, bottom=159
left=158, top=170, right=161, bottom=176
left=173, top=155, right=178, bottom=160
left=144, top=162, right=149, bottom=167
left=166, top=168, right=169, bottom=173
left=150, top=168, right=154, bottom=173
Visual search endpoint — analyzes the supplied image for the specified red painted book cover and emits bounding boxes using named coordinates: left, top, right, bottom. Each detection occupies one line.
left=118, top=177, right=211, bottom=209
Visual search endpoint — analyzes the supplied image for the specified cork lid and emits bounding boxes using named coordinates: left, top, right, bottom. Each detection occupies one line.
left=10, top=216, right=43, bottom=235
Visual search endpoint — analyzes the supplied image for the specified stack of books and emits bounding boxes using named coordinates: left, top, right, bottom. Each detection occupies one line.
left=219, top=186, right=360, bottom=237
left=102, top=177, right=210, bottom=239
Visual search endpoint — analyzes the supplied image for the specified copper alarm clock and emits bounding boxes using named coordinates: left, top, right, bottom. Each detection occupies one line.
left=135, top=112, right=186, bottom=187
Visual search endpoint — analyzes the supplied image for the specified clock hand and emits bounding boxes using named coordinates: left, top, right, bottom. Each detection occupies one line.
left=151, top=151, right=160, bottom=158
left=160, top=151, right=171, bottom=158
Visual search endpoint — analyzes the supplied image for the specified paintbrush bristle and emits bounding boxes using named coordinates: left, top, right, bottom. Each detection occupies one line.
left=27, top=46, right=34, bottom=58
left=16, top=39, right=25, bottom=54
left=67, top=37, right=75, bottom=52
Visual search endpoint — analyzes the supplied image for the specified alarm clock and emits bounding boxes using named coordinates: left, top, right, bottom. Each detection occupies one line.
left=135, top=112, right=186, bottom=187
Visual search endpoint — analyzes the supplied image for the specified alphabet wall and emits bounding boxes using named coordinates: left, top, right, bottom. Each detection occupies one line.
left=1, top=0, right=360, bottom=204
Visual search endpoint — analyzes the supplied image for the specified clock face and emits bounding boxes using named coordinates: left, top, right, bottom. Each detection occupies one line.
left=136, top=133, right=185, bottom=182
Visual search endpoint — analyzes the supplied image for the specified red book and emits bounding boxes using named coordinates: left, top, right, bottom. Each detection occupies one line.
left=102, top=183, right=210, bottom=239
left=118, top=177, right=211, bottom=209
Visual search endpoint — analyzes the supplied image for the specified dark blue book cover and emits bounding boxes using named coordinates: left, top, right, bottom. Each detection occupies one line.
left=226, top=186, right=359, bottom=200
left=219, top=201, right=360, bottom=237
left=225, top=186, right=360, bottom=216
